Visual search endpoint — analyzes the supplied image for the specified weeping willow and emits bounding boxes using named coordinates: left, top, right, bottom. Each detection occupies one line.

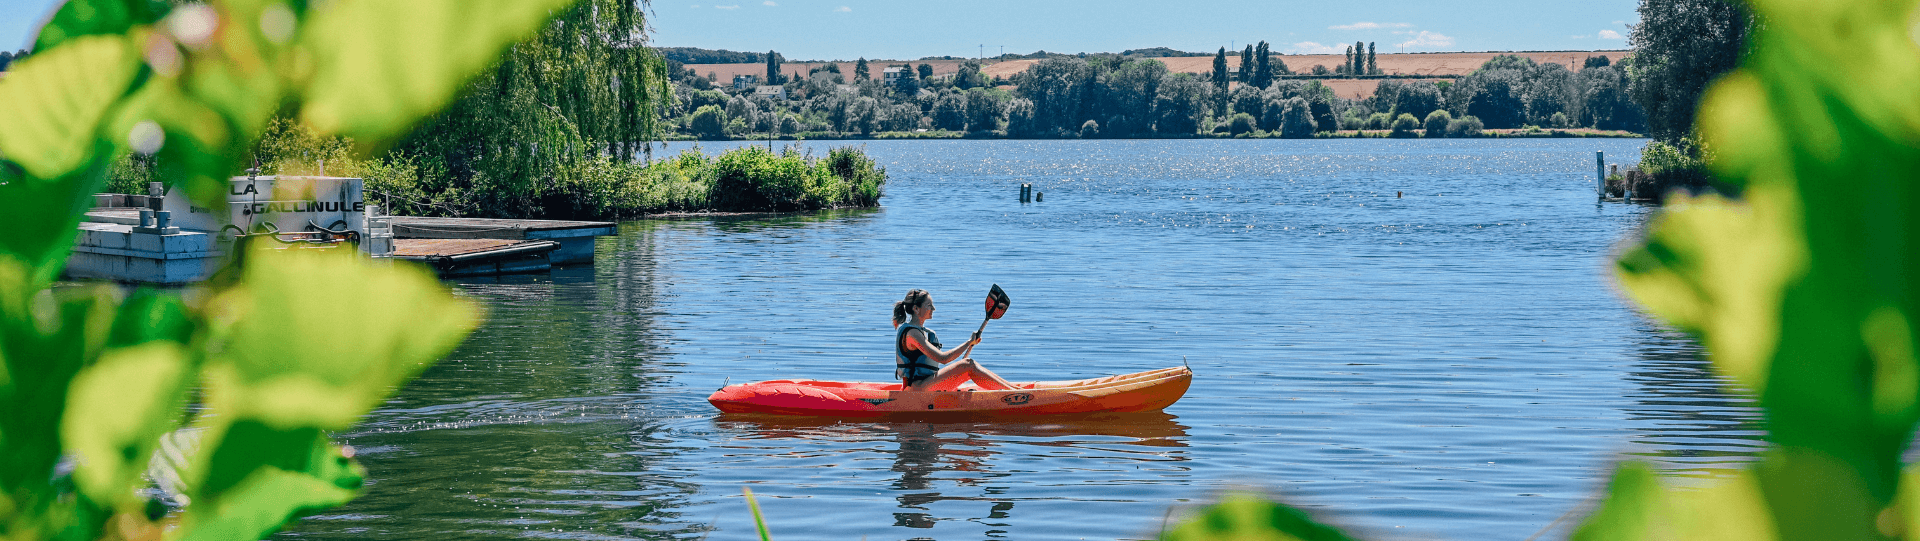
left=395, top=0, right=669, bottom=217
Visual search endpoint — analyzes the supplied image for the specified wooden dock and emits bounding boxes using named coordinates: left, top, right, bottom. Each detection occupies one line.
left=390, top=239, right=561, bottom=277
left=386, top=216, right=615, bottom=265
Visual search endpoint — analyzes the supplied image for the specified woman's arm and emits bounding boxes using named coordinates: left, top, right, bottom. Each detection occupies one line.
left=904, top=328, right=979, bottom=364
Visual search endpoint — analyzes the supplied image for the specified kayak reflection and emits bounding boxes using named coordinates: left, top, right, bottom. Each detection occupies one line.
left=713, top=412, right=1190, bottom=532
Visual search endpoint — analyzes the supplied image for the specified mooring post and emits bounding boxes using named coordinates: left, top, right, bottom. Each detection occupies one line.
left=1595, top=151, right=1605, bottom=200
left=1020, top=183, right=1031, bottom=203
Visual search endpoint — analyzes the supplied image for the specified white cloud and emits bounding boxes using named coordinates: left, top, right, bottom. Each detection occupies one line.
left=1397, top=31, right=1455, bottom=49
left=1330, top=22, right=1412, bottom=31
left=715, top=4, right=739, bottom=9
left=763, top=0, right=776, bottom=5
left=690, top=3, right=699, bottom=7
left=1286, top=42, right=1346, bottom=55
left=835, top=5, right=851, bottom=11
left=1598, top=29, right=1624, bottom=39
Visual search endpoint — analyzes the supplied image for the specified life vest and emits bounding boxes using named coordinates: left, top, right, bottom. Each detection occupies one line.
left=895, top=322, right=943, bottom=383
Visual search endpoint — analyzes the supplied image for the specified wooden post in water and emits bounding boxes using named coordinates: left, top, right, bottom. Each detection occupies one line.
left=1595, top=151, right=1605, bottom=200
left=1020, top=183, right=1031, bottom=203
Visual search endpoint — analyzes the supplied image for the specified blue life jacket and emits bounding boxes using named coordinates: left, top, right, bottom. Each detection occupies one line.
left=895, top=322, right=942, bottom=383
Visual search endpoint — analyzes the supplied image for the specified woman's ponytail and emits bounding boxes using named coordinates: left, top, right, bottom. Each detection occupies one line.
left=893, top=289, right=930, bottom=325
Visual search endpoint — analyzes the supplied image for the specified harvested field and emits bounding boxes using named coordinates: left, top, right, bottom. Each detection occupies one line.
left=685, top=50, right=1628, bottom=99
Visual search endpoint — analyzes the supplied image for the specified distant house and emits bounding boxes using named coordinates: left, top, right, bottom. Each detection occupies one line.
left=732, top=74, right=758, bottom=90
left=882, top=66, right=907, bottom=82
left=754, top=85, right=787, bottom=100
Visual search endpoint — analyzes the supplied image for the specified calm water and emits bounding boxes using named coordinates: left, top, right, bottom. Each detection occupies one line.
left=278, top=139, right=1763, bottom=541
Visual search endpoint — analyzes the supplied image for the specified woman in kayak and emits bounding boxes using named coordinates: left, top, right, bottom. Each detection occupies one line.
left=893, top=289, right=1016, bottom=391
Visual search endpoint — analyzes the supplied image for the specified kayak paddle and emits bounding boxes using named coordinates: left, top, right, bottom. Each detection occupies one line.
left=973, top=284, right=1010, bottom=343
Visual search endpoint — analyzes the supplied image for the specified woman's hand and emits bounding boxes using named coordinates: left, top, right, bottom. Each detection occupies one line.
left=970, top=331, right=983, bottom=345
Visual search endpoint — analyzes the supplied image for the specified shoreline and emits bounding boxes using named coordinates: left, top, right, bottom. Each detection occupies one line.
left=667, top=128, right=1645, bottom=143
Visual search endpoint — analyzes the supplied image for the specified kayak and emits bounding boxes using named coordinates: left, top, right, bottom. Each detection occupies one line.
left=707, top=366, right=1192, bottom=417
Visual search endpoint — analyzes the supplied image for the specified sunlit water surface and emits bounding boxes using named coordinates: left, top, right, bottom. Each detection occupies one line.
left=276, top=139, right=1762, bottom=541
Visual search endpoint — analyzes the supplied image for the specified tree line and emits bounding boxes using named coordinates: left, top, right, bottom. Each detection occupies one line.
left=655, top=49, right=1645, bottom=140
left=0, top=49, right=33, bottom=71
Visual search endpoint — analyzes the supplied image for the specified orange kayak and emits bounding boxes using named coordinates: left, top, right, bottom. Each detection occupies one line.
left=707, top=366, right=1192, bottom=417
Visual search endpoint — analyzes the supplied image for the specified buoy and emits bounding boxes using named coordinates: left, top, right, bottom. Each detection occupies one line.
left=1397, top=191, right=1402, bottom=198
left=1035, top=192, right=1043, bottom=202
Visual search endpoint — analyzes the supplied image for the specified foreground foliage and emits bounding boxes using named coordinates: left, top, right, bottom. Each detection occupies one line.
left=0, top=0, right=578, bottom=538
left=1145, top=0, right=1920, bottom=538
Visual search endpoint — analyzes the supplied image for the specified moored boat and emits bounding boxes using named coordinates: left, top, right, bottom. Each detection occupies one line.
left=707, top=366, right=1192, bottom=417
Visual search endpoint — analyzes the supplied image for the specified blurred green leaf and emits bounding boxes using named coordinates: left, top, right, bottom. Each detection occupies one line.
left=0, top=157, right=112, bottom=288
left=203, top=244, right=477, bottom=430
left=1598, top=0, right=1920, bottom=538
left=298, top=0, right=578, bottom=142
left=1160, top=494, right=1357, bottom=541
left=1613, top=186, right=1804, bottom=395
left=0, top=35, right=139, bottom=284
left=0, top=35, right=140, bottom=180
left=32, top=0, right=170, bottom=52
left=1572, top=463, right=1778, bottom=541
left=171, top=451, right=361, bottom=541
left=0, top=274, right=116, bottom=504
left=60, top=342, right=189, bottom=505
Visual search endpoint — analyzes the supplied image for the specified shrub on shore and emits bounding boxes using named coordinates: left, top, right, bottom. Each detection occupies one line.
left=1633, top=139, right=1713, bottom=197
left=1389, top=113, right=1421, bottom=138
left=1423, top=110, right=1452, bottom=138
left=1446, top=115, right=1485, bottom=137
left=109, top=118, right=887, bottom=219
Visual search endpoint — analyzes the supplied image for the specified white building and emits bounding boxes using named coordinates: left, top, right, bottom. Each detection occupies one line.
left=754, top=85, right=787, bottom=100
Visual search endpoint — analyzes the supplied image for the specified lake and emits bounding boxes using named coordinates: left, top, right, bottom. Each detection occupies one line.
left=277, top=138, right=1763, bottom=541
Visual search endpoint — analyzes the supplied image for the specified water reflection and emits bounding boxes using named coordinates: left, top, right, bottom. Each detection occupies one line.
left=1619, top=321, right=1766, bottom=477
left=714, top=413, right=1189, bottom=537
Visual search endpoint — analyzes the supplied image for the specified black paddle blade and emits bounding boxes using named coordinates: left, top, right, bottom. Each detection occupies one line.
left=985, top=284, right=1010, bottom=320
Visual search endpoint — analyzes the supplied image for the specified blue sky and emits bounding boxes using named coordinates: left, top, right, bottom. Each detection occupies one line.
left=0, top=0, right=1638, bottom=58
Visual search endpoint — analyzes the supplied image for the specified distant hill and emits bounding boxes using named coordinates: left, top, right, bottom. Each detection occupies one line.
left=659, top=47, right=786, bottom=65
left=670, top=46, right=1213, bottom=65
left=1119, top=47, right=1210, bottom=57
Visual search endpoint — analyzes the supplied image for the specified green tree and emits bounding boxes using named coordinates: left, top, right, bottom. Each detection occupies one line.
left=965, top=88, right=1005, bottom=132
left=1393, top=82, right=1442, bottom=121
left=1227, top=112, right=1256, bottom=135
left=1211, top=47, right=1230, bottom=90
left=1367, top=42, right=1377, bottom=74
left=955, top=61, right=986, bottom=89
left=1353, top=41, right=1366, bottom=74
left=1278, top=97, right=1317, bottom=138
left=1389, top=112, right=1419, bottom=137
left=1238, top=44, right=1253, bottom=83
left=1231, top=85, right=1264, bottom=119
left=766, top=50, right=781, bottom=84
left=1423, top=109, right=1452, bottom=137
left=689, top=105, right=728, bottom=139
left=1581, top=64, right=1645, bottom=131
left=891, top=65, right=921, bottom=95
left=1152, top=73, right=1211, bottom=135
left=1343, top=45, right=1354, bottom=75
left=1252, top=41, right=1273, bottom=88
left=932, top=91, right=968, bottom=131
left=391, top=0, right=668, bottom=217
left=1446, top=115, right=1484, bottom=137
left=854, top=57, right=870, bottom=80
left=917, top=63, right=933, bottom=80
left=1628, top=0, right=1750, bottom=143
